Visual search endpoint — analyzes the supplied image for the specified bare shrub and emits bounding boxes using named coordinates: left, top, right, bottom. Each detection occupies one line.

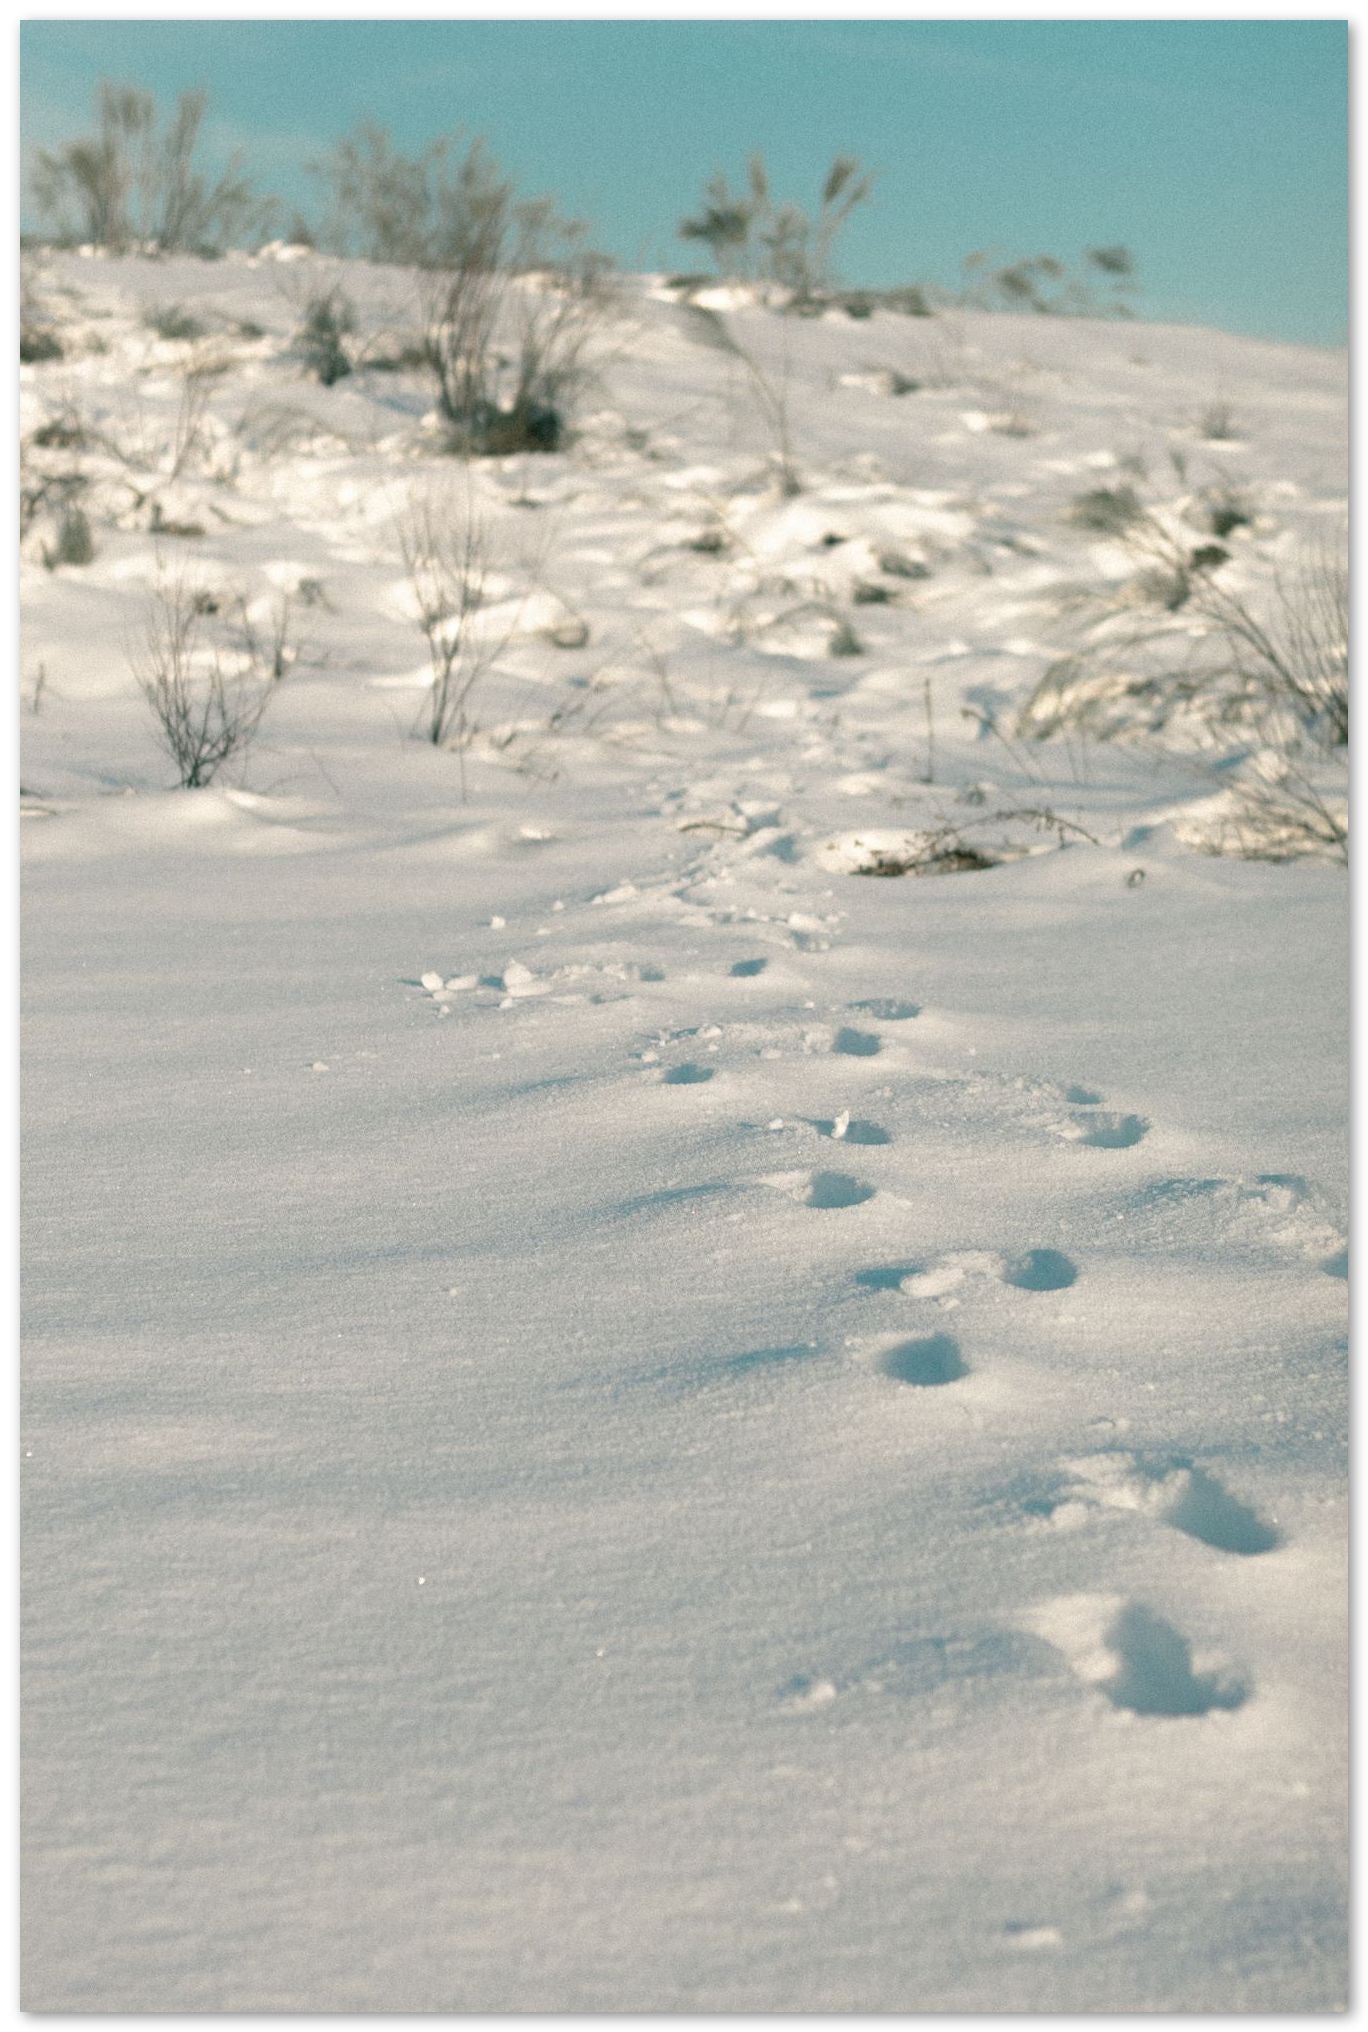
left=133, top=577, right=274, bottom=786
left=317, top=124, right=461, bottom=266
left=679, top=152, right=873, bottom=302
left=1199, top=401, right=1237, bottom=442
left=20, top=323, right=64, bottom=364
left=297, top=289, right=355, bottom=385
left=1067, top=485, right=1145, bottom=535
left=162, top=355, right=222, bottom=482
left=237, top=593, right=299, bottom=681
left=20, top=265, right=64, bottom=361
left=833, top=808, right=1100, bottom=878
left=961, top=245, right=1138, bottom=317
left=1195, top=486, right=1254, bottom=539
left=675, top=300, right=799, bottom=494
left=145, top=303, right=205, bottom=341
left=678, top=157, right=768, bottom=279
left=315, top=127, right=613, bottom=450
left=1022, top=506, right=1347, bottom=861
left=41, top=505, right=94, bottom=570
left=767, top=157, right=875, bottom=303
left=32, top=82, right=266, bottom=253
left=20, top=459, right=88, bottom=542
left=398, top=487, right=506, bottom=755
left=419, top=193, right=612, bottom=455
left=1195, top=540, right=1348, bottom=747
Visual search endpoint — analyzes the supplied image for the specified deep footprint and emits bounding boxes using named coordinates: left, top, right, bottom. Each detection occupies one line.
left=813, top=1117, right=891, bottom=1146
left=1163, top=1466, right=1281, bottom=1556
left=805, top=1171, right=876, bottom=1209
left=729, top=958, right=768, bottom=978
left=1101, top=1602, right=1248, bottom=1717
left=832, top=1027, right=882, bottom=1058
left=663, top=1062, right=715, bottom=1085
left=879, top=1333, right=967, bottom=1386
left=1001, top=1247, right=1078, bottom=1291
left=1059, top=1111, right=1148, bottom=1149
left=1053, top=1452, right=1281, bottom=1557
left=853, top=1262, right=925, bottom=1292
left=1035, top=1594, right=1248, bottom=1718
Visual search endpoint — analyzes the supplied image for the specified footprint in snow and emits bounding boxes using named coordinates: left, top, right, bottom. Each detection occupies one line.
left=901, top=1247, right=1079, bottom=1298
left=776, top=1672, right=838, bottom=1714
left=853, top=1261, right=925, bottom=1292
left=877, top=1333, right=968, bottom=1387
left=729, top=957, right=769, bottom=978
left=811, top=1114, right=891, bottom=1146
left=662, top=1062, right=715, bottom=1085
left=1031, top=1594, right=1248, bottom=1718
left=848, top=998, right=920, bottom=1022
left=1043, top=1084, right=1146, bottom=1145
left=1041, top=1452, right=1281, bottom=1556
left=832, top=1026, right=882, bottom=1058
left=1121, top=1173, right=1346, bottom=1267
left=1054, top=1110, right=1148, bottom=1149
left=1001, top=1247, right=1078, bottom=1291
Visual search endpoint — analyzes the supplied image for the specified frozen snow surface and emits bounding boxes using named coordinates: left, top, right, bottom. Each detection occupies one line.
left=21, top=253, right=1347, bottom=2011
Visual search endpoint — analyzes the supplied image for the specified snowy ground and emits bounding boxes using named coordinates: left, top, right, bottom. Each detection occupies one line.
left=20, top=251, right=1348, bottom=2011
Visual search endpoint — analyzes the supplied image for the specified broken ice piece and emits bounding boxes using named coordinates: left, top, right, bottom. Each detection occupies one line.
left=443, top=974, right=478, bottom=993
left=420, top=972, right=444, bottom=992
left=832, top=1110, right=851, bottom=1140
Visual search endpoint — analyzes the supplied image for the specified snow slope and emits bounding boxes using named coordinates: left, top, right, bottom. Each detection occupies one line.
left=20, top=251, right=1348, bottom=2011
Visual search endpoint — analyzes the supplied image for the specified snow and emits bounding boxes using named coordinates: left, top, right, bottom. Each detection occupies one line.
left=20, top=250, right=1347, bottom=2011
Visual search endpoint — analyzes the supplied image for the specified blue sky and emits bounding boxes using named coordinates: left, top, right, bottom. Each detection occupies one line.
left=20, top=19, right=1347, bottom=346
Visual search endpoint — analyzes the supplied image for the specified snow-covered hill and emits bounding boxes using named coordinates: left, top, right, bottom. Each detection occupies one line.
left=21, top=250, right=1348, bottom=2010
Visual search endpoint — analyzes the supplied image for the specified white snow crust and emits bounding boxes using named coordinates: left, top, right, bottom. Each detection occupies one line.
left=20, top=251, right=1347, bottom=2011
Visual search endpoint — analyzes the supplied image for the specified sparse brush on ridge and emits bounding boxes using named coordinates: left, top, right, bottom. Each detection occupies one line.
left=133, top=576, right=276, bottom=786
left=31, top=81, right=269, bottom=253
left=961, top=245, right=1138, bottom=317
left=678, top=151, right=874, bottom=304
left=317, top=124, right=485, bottom=267
left=424, top=190, right=612, bottom=455
left=320, top=126, right=614, bottom=452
